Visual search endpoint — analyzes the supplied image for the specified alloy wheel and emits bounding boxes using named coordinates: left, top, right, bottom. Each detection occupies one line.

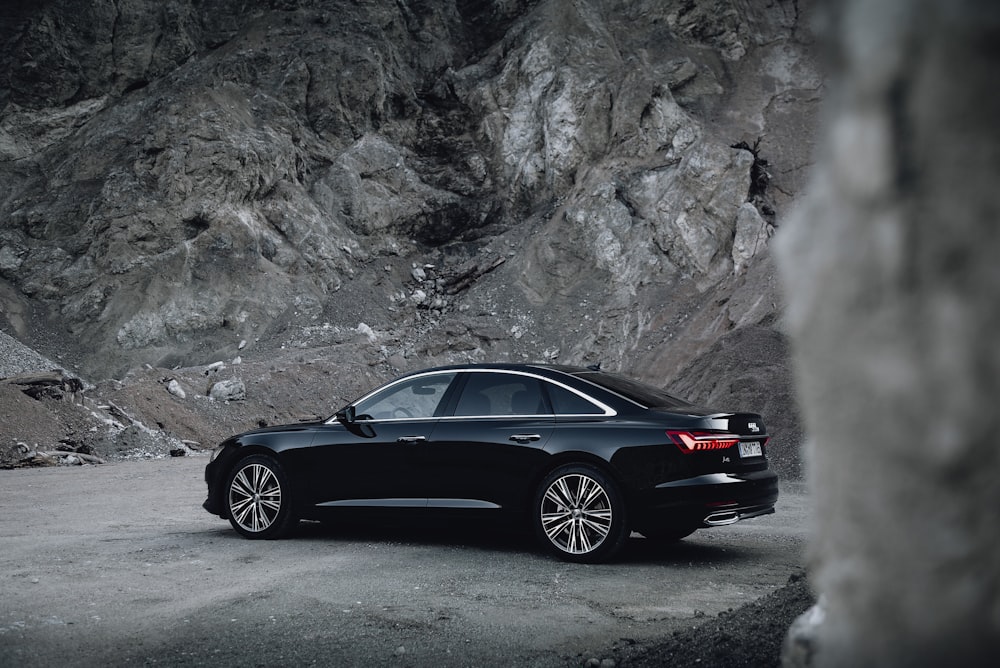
left=539, top=472, right=613, bottom=555
left=228, top=462, right=283, bottom=533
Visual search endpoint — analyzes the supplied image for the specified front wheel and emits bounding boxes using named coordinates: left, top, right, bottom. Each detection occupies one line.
left=533, top=464, right=628, bottom=563
left=225, top=454, right=297, bottom=539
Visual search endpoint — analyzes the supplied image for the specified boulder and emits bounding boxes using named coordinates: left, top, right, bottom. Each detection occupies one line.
left=208, top=379, right=246, bottom=402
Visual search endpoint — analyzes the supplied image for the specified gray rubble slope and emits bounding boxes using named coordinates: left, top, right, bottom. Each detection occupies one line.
left=0, top=328, right=59, bottom=378
left=0, top=0, right=819, bottom=477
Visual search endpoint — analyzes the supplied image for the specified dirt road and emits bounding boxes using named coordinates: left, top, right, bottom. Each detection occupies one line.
left=0, top=456, right=808, bottom=666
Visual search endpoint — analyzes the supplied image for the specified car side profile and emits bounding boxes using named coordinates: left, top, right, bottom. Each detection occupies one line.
left=203, top=363, right=778, bottom=562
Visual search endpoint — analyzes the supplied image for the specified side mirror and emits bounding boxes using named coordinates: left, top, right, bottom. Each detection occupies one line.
left=336, top=406, right=356, bottom=423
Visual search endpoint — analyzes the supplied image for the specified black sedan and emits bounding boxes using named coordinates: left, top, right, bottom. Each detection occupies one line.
left=203, top=363, right=778, bottom=562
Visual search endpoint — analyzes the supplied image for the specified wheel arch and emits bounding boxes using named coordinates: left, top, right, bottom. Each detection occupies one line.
left=532, top=451, right=630, bottom=502
left=231, top=442, right=282, bottom=460
left=528, top=450, right=645, bottom=529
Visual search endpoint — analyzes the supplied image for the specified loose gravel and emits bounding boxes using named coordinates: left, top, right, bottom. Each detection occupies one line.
left=0, top=329, right=61, bottom=379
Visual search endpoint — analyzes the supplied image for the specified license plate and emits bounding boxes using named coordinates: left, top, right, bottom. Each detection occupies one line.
left=739, top=441, right=763, bottom=458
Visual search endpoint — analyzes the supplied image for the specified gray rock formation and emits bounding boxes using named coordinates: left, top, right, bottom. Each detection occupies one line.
left=1, top=1, right=819, bottom=478
left=777, top=0, right=1000, bottom=664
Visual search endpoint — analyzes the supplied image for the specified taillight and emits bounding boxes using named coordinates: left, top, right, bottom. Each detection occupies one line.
left=666, top=430, right=739, bottom=454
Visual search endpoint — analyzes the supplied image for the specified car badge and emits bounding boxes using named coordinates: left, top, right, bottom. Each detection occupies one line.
left=748, top=422, right=760, bottom=433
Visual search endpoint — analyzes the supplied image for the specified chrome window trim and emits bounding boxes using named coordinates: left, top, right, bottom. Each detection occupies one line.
left=353, top=416, right=441, bottom=424
left=436, top=415, right=556, bottom=422
left=326, top=368, right=616, bottom=424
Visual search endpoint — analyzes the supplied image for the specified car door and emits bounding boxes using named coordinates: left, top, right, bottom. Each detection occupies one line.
left=302, top=371, right=458, bottom=508
left=415, top=371, right=555, bottom=512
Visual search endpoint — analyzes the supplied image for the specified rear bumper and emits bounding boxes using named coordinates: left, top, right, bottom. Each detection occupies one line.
left=632, top=468, right=779, bottom=528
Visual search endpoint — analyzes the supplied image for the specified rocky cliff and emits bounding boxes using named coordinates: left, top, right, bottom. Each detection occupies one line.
left=0, top=0, right=819, bottom=477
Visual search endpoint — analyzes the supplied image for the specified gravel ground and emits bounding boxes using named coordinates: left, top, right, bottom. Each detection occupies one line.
left=0, top=457, right=812, bottom=667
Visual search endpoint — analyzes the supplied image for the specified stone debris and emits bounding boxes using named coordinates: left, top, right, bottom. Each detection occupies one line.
left=356, top=323, right=378, bottom=344
left=10, top=449, right=106, bottom=468
left=0, top=333, right=202, bottom=468
left=166, top=379, right=186, bottom=399
left=2, top=370, right=85, bottom=403
left=204, top=362, right=226, bottom=375
left=208, top=379, right=246, bottom=402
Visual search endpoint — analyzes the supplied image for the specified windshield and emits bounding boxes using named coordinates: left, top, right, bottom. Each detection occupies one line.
left=575, top=371, right=691, bottom=409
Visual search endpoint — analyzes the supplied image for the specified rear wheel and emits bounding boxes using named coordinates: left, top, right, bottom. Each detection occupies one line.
left=533, top=464, right=628, bottom=563
left=225, top=454, right=297, bottom=539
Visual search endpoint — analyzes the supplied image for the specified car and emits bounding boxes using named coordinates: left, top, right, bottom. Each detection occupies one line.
left=203, top=363, right=778, bottom=562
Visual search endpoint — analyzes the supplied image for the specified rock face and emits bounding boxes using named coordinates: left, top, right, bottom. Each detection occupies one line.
left=0, top=0, right=819, bottom=476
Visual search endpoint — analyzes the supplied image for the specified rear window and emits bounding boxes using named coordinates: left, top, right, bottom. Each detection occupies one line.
left=575, top=372, right=690, bottom=409
left=545, top=382, right=605, bottom=415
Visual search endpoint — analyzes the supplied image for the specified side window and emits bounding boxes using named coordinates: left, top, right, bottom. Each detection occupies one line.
left=453, top=373, right=549, bottom=416
left=354, top=373, right=456, bottom=420
left=546, top=382, right=605, bottom=415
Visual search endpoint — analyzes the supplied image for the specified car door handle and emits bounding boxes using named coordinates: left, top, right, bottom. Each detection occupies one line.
left=509, top=434, right=541, bottom=444
left=397, top=436, right=427, bottom=443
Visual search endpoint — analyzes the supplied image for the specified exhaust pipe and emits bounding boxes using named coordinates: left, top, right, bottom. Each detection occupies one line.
left=704, top=510, right=740, bottom=526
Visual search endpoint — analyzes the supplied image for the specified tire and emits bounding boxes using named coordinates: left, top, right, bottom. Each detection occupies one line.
left=533, top=464, right=628, bottom=563
left=225, top=454, right=297, bottom=539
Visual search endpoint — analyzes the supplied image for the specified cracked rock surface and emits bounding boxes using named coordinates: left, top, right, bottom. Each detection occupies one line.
left=1, top=0, right=818, bottom=481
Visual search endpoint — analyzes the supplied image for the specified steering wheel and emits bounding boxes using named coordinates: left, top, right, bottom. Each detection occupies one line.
left=392, top=407, right=414, bottom=419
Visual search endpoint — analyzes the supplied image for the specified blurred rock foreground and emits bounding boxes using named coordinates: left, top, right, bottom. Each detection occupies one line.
left=0, top=0, right=818, bottom=475
left=777, top=0, right=1000, bottom=664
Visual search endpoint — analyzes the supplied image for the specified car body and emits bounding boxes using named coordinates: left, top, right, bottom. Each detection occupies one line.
left=203, top=363, right=778, bottom=562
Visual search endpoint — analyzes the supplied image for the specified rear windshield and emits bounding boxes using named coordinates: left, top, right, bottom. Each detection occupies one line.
left=575, top=371, right=691, bottom=409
